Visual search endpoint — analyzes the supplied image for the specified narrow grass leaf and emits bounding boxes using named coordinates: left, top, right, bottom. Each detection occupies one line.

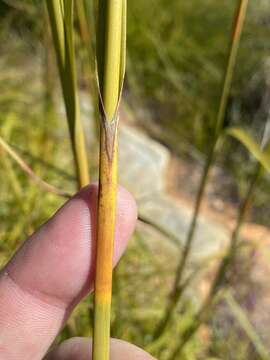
left=46, top=0, right=89, bottom=188
left=226, top=127, right=270, bottom=173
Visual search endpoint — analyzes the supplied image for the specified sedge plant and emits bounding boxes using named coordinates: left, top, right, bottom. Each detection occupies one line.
left=46, top=0, right=89, bottom=189
left=92, top=1, right=126, bottom=359
left=153, top=0, right=250, bottom=340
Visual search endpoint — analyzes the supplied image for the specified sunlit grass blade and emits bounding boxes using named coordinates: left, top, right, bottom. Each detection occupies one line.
left=152, top=0, right=250, bottom=342
left=225, top=127, right=270, bottom=172
left=46, top=0, right=89, bottom=189
left=92, top=1, right=126, bottom=359
left=0, top=135, right=70, bottom=198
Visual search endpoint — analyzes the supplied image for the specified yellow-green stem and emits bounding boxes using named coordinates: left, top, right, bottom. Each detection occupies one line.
left=215, top=0, right=249, bottom=136
left=93, top=130, right=118, bottom=360
left=93, top=1, right=125, bottom=359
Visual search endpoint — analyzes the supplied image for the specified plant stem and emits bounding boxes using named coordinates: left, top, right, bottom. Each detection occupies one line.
left=170, top=163, right=261, bottom=359
left=46, top=0, right=89, bottom=189
left=152, top=145, right=215, bottom=340
left=92, top=1, right=126, bottom=359
left=214, top=0, right=249, bottom=136
left=153, top=0, right=249, bottom=340
left=76, top=0, right=100, bottom=140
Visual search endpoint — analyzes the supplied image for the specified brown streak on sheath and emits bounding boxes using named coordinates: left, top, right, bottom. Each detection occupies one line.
left=99, top=100, right=118, bottom=163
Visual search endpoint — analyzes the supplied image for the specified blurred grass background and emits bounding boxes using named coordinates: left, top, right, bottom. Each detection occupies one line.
left=1, top=1, right=270, bottom=359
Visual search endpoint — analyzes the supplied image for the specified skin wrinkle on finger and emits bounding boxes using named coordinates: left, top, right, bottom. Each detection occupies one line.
left=3, top=270, right=68, bottom=311
left=0, top=272, right=65, bottom=360
left=0, top=185, right=137, bottom=360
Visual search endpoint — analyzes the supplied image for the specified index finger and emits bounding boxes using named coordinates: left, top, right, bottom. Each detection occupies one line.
left=0, top=184, right=137, bottom=360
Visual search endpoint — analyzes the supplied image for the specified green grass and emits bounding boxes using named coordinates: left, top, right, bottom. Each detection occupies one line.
left=127, top=0, right=270, bottom=162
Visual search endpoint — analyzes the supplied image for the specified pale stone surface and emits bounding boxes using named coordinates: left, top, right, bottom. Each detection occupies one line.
left=118, top=125, right=170, bottom=199
left=118, top=124, right=229, bottom=261
left=139, top=194, right=229, bottom=261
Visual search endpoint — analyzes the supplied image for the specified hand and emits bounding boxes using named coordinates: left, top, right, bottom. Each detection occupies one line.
left=0, top=184, right=154, bottom=359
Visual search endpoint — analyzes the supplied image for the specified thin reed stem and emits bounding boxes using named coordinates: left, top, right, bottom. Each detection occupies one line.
left=76, top=0, right=100, bottom=139
left=214, top=0, right=249, bottom=136
left=46, top=0, right=89, bottom=189
left=153, top=0, right=249, bottom=340
left=92, top=1, right=126, bottom=359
